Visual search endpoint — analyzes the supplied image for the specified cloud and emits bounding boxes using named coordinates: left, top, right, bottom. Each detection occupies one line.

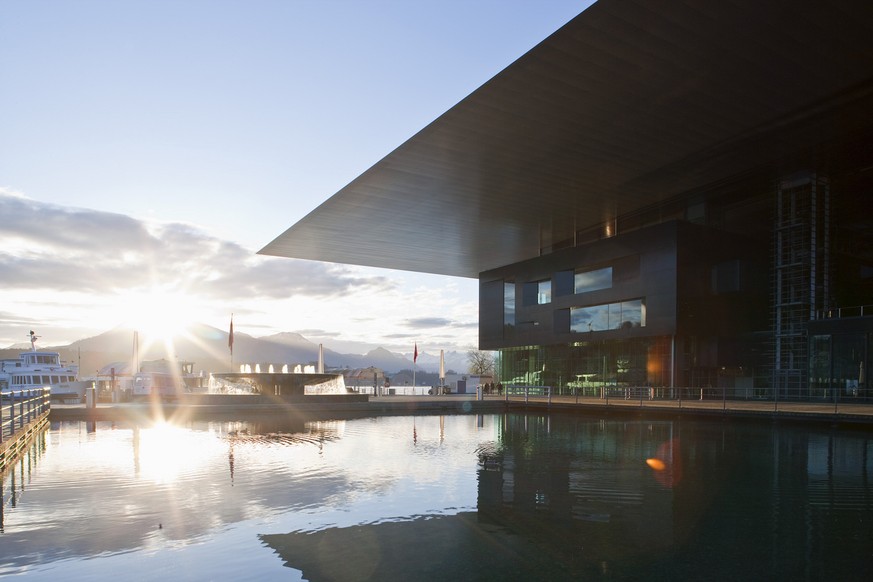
left=0, top=190, right=394, bottom=300
left=296, top=329, right=342, bottom=338
left=404, top=317, right=477, bottom=330
left=404, top=317, right=453, bottom=328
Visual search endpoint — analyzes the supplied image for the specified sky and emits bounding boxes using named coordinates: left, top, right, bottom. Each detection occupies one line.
left=0, top=0, right=592, bottom=355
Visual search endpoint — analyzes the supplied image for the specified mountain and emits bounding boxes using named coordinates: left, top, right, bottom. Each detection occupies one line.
left=0, top=324, right=474, bottom=376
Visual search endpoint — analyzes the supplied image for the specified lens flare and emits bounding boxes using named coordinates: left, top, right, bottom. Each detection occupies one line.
left=646, top=458, right=666, bottom=471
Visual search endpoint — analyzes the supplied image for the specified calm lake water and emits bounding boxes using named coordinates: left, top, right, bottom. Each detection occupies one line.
left=1, top=412, right=871, bottom=581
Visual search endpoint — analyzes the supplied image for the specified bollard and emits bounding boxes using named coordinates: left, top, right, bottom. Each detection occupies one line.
left=86, top=383, right=97, bottom=408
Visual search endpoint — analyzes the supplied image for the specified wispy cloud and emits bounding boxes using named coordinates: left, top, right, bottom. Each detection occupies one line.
left=0, top=191, right=393, bottom=298
left=404, top=317, right=477, bottom=330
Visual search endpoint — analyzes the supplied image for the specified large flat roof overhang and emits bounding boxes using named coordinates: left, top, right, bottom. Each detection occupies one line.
left=260, top=0, right=873, bottom=279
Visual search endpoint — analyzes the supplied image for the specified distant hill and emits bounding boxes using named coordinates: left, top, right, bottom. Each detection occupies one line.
left=0, top=324, right=471, bottom=377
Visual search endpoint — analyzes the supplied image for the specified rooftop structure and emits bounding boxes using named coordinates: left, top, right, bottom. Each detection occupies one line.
left=261, top=0, right=873, bottom=279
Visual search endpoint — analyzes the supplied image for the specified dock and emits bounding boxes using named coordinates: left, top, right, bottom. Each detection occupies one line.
left=0, top=389, right=51, bottom=474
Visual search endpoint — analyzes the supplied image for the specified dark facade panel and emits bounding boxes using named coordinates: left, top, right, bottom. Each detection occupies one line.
left=675, top=222, right=768, bottom=338
left=480, top=222, right=684, bottom=350
left=479, top=279, right=505, bottom=347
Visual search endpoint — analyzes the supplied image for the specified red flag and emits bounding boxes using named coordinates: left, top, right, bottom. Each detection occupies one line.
left=413, top=343, right=418, bottom=363
left=228, top=316, right=234, bottom=354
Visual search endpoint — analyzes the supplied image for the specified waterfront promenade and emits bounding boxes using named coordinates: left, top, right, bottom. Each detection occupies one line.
left=48, top=393, right=873, bottom=427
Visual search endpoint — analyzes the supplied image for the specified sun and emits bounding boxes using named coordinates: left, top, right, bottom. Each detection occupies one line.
left=122, top=288, right=197, bottom=344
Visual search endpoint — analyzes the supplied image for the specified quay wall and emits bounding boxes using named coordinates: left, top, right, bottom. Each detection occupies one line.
left=46, top=395, right=873, bottom=429
left=49, top=395, right=506, bottom=422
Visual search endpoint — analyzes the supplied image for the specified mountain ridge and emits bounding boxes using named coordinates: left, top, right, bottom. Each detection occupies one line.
left=0, top=323, right=471, bottom=377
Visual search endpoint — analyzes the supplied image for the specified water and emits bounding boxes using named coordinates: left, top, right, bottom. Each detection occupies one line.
left=1, top=413, right=871, bottom=581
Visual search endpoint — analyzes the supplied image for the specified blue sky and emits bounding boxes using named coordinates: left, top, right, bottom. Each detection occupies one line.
left=0, top=0, right=592, bottom=353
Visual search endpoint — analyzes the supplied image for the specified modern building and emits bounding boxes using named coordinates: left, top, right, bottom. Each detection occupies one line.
left=261, top=0, right=873, bottom=400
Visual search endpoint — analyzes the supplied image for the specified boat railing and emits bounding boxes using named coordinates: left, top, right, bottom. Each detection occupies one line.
left=0, top=387, right=51, bottom=443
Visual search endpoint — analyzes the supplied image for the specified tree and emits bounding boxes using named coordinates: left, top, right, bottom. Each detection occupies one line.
left=467, top=350, right=495, bottom=376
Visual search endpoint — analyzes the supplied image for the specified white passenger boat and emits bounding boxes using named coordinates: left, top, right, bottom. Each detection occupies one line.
left=0, top=331, right=89, bottom=402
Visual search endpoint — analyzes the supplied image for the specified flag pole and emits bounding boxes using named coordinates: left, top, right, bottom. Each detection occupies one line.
left=228, top=314, right=234, bottom=373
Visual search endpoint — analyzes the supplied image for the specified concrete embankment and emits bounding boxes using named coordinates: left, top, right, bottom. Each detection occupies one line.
left=503, top=395, right=873, bottom=428
left=49, top=394, right=506, bottom=422
left=48, top=394, right=873, bottom=429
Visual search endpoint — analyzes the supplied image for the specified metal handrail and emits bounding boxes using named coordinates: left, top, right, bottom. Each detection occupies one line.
left=1, top=388, right=51, bottom=442
left=499, top=383, right=870, bottom=413
left=816, top=304, right=873, bottom=319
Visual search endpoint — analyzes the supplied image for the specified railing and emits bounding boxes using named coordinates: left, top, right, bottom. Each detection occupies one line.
left=500, top=384, right=871, bottom=413
left=504, top=386, right=552, bottom=403
left=1, top=388, right=51, bottom=442
left=816, top=304, right=873, bottom=319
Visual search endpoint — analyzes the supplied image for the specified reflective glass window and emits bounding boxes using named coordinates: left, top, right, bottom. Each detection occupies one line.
left=504, top=282, right=515, bottom=327
left=609, top=302, right=622, bottom=329
left=622, top=299, right=644, bottom=328
left=575, top=267, right=612, bottom=294
left=570, top=298, right=645, bottom=333
left=538, top=280, right=552, bottom=304
left=570, top=305, right=609, bottom=332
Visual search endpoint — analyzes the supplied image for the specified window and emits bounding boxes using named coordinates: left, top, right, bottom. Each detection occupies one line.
left=537, top=279, right=552, bottom=304
left=504, top=281, right=515, bottom=327
left=522, top=278, right=553, bottom=306
left=570, top=299, right=645, bottom=332
left=575, top=267, right=612, bottom=294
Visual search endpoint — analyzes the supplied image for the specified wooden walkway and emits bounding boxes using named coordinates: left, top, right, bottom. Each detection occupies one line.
left=1, top=392, right=51, bottom=474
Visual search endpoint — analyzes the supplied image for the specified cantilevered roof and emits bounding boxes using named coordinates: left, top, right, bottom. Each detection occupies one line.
left=260, top=0, right=873, bottom=278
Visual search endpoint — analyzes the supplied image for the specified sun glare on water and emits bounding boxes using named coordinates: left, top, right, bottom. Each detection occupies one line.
left=136, top=422, right=219, bottom=484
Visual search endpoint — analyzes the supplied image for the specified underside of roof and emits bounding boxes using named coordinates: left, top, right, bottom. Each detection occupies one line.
left=259, top=0, right=873, bottom=278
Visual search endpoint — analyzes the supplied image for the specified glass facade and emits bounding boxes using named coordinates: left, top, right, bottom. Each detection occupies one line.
left=570, top=299, right=645, bottom=332
left=496, top=336, right=672, bottom=395
left=809, top=332, right=870, bottom=399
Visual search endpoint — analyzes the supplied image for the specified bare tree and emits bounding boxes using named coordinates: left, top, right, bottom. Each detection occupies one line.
left=467, top=350, right=495, bottom=376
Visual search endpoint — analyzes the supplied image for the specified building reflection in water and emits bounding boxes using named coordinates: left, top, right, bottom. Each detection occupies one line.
left=262, top=413, right=873, bottom=581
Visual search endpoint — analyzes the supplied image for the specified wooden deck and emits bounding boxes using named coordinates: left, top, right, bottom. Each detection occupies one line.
left=1, top=390, right=52, bottom=474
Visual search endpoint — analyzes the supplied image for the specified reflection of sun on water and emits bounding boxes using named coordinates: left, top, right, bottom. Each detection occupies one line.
left=137, top=422, right=212, bottom=484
